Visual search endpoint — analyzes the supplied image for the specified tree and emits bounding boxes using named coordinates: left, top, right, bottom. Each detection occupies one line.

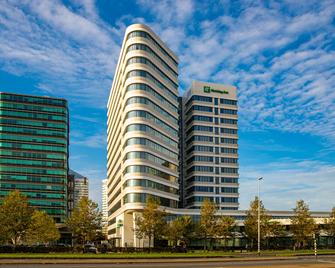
left=290, top=200, right=316, bottom=249
left=26, top=210, right=60, bottom=245
left=166, top=216, right=193, bottom=247
left=324, top=207, right=335, bottom=247
left=0, top=191, right=33, bottom=245
left=134, top=197, right=167, bottom=249
left=200, top=199, right=217, bottom=250
left=244, top=197, right=272, bottom=249
left=66, top=197, right=102, bottom=245
left=216, top=216, right=235, bottom=250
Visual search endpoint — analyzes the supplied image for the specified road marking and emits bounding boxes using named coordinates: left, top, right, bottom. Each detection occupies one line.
left=318, top=259, right=335, bottom=264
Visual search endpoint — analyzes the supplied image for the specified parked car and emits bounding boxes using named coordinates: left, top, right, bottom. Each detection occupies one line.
left=83, top=244, right=98, bottom=254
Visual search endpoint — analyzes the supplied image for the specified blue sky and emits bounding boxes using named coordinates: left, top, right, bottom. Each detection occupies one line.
left=0, top=0, right=334, bottom=211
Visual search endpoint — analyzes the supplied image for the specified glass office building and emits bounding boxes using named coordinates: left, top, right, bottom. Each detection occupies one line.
left=0, top=92, right=69, bottom=223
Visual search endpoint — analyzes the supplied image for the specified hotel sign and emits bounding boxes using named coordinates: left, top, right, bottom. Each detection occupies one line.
left=203, top=86, right=228, bottom=94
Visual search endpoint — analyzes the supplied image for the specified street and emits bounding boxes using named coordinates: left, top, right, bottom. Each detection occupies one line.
left=1, top=256, right=335, bottom=268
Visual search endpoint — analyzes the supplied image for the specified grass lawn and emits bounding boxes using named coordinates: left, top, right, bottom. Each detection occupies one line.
left=0, top=249, right=334, bottom=259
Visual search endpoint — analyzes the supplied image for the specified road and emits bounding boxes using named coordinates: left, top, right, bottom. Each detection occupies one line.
left=1, top=256, right=335, bottom=268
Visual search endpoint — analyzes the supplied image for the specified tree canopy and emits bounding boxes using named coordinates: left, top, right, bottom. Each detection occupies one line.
left=166, top=216, right=193, bottom=247
left=0, top=191, right=34, bottom=245
left=290, top=200, right=316, bottom=248
left=26, top=210, right=60, bottom=245
left=66, top=197, right=102, bottom=245
left=0, top=191, right=59, bottom=245
left=134, top=197, right=166, bottom=248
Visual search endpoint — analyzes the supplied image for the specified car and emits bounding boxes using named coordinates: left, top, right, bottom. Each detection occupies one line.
left=83, top=244, right=98, bottom=254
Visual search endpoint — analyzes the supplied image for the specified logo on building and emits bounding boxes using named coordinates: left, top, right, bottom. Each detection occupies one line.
left=203, top=86, right=228, bottom=94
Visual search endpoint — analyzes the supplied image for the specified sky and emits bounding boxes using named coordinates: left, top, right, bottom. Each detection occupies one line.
left=0, top=0, right=334, bottom=211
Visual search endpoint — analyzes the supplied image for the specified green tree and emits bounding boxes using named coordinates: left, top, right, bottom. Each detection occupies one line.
left=134, top=197, right=166, bottom=249
left=324, top=207, right=335, bottom=247
left=26, top=210, right=60, bottom=245
left=66, top=197, right=102, bottom=245
left=216, top=216, right=235, bottom=250
left=290, top=200, right=316, bottom=249
left=166, top=216, right=193, bottom=247
left=200, top=199, right=217, bottom=250
left=244, top=197, right=272, bottom=249
left=0, top=191, right=33, bottom=245
left=264, top=220, right=285, bottom=249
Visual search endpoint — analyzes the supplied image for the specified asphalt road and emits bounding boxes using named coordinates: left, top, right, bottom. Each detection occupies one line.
left=1, top=256, right=335, bottom=268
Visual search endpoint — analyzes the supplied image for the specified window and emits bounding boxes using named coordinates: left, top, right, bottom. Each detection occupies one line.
left=220, top=118, right=237, bottom=125
left=220, top=99, right=237, bottom=106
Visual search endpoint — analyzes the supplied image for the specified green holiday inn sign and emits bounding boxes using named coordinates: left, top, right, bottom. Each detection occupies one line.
left=203, top=86, right=229, bottom=94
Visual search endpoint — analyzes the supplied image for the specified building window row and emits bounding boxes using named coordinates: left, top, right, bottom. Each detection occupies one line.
left=186, top=155, right=213, bottom=164
left=221, top=147, right=238, bottom=154
left=126, top=83, right=178, bottom=113
left=127, top=44, right=177, bottom=78
left=186, top=125, right=213, bottom=135
left=0, top=183, right=64, bottom=191
left=126, top=97, right=177, bottom=124
left=0, top=93, right=66, bottom=107
left=187, top=166, right=238, bottom=174
left=127, top=57, right=178, bottom=89
left=0, top=102, right=67, bottom=114
left=125, top=137, right=177, bottom=159
left=221, top=138, right=238, bottom=144
left=123, top=179, right=178, bottom=194
left=0, top=126, right=67, bottom=138
left=123, top=193, right=178, bottom=208
left=126, top=110, right=177, bottom=137
left=186, top=135, right=213, bottom=145
left=0, top=141, right=67, bottom=153
left=125, top=124, right=177, bottom=148
left=186, top=105, right=212, bottom=115
left=0, top=109, right=66, bottom=122
left=0, top=158, right=65, bottom=168
left=125, top=151, right=177, bottom=172
left=0, top=133, right=67, bottom=145
left=0, top=118, right=67, bottom=130
left=0, top=190, right=65, bottom=200
left=0, top=166, right=66, bottom=175
left=0, top=150, right=66, bottom=160
left=187, top=186, right=213, bottom=193
left=0, top=174, right=66, bottom=184
left=124, top=165, right=177, bottom=183
left=127, top=31, right=178, bottom=66
left=220, top=108, right=237, bottom=115
left=186, top=95, right=212, bottom=107
left=221, top=187, right=238, bottom=193
left=126, top=70, right=178, bottom=101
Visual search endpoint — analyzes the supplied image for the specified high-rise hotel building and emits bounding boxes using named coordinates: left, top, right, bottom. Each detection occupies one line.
left=107, top=24, right=179, bottom=245
left=0, top=92, right=69, bottom=223
left=182, top=81, right=239, bottom=210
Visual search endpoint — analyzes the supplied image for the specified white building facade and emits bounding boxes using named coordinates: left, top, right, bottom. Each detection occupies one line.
left=106, top=24, right=179, bottom=246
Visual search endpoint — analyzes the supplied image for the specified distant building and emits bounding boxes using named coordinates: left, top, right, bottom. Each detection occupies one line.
left=102, top=179, right=108, bottom=234
left=69, top=169, right=88, bottom=207
left=102, top=179, right=108, bottom=222
left=0, top=92, right=69, bottom=223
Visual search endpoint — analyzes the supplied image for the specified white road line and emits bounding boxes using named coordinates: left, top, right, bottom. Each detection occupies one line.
left=318, top=259, right=335, bottom=264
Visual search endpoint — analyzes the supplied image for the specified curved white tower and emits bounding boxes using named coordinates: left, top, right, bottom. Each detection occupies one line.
left=107, top=24, right=179, bottom=246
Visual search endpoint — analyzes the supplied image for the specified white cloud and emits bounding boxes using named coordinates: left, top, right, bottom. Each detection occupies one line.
left=0, top=0, right=121, bottom=107
left=239, top=159, right=335, bottom=211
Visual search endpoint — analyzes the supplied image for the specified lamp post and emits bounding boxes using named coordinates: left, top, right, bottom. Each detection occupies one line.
left=257, top=177, right=263, bottom=256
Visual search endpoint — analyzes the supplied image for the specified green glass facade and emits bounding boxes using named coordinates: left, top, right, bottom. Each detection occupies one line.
left=0, top=92, right=69, bottom=223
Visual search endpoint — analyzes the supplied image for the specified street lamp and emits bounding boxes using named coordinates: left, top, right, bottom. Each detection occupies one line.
left=257, top=177, right=263, bottom=256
